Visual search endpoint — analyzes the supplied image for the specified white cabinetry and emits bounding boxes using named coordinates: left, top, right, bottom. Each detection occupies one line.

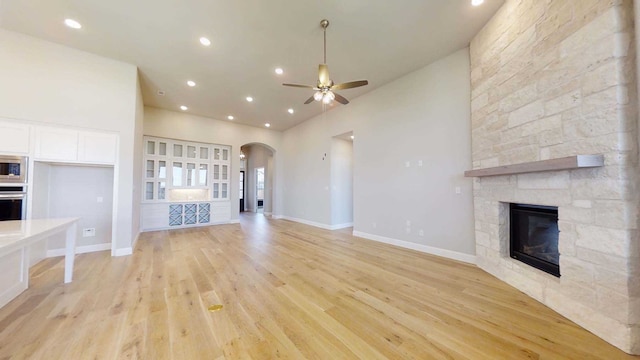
left=35, top=127, right=78, bottom=161
left=34, top=127, right=117, bottom=164
left=141, top=136, right=232, bottom=231
left=0, top=120, right=30, bottom=154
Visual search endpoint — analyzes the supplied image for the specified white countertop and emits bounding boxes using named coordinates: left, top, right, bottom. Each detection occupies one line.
left=0, top=218, right=79, bottom=254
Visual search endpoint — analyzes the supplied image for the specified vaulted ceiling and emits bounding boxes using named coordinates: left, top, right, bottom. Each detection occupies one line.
left=0, top=0, right=503, bottom=130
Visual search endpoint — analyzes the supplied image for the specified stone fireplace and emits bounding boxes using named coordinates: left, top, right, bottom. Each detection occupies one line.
left=469, top=0, right=639, bottom=354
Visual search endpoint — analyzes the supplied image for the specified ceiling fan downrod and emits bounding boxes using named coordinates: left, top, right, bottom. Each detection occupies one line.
left=321, top=19, right=329, bottom=64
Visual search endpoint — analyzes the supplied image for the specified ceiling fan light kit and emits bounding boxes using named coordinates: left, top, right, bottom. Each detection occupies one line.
left=283, top=19, right=368, bottom=106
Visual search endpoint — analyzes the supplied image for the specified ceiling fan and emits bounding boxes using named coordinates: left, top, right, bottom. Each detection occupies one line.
left=283, top=19, right=368, bottom=105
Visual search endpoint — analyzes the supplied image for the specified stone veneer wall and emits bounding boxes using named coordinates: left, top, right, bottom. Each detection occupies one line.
left=469, top=0, right=639, bottom=354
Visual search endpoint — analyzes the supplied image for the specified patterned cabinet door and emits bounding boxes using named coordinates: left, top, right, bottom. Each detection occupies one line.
left=198, top=203, right=210, bottom=223
left=169, top=204, right=183, bottom=226
left=184, top=204, right=197, bottom=225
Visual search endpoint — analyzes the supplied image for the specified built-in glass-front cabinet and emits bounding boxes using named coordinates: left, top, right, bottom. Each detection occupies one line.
left=143, top=136, right=231, bottom=202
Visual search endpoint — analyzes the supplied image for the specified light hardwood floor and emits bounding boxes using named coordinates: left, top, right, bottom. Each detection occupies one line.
left=0, top=213, right=637, bottom=359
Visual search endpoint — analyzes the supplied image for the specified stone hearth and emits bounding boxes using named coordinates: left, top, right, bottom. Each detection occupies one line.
left=469, top=0, right=639, bottom=354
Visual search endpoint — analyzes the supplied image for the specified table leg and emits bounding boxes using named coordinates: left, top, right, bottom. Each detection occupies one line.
left=64, top=223, right=77, bottom=283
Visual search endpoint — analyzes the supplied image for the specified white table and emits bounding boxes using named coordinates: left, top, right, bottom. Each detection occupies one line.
left=0, top=218, right=79, bottom=308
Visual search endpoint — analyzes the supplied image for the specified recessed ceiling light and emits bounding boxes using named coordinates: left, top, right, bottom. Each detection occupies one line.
left=227, top=115, right=234, bottom=120
left=471, top=0, right=484, bottom=6
left=265, top=123, right=271, bottom=128
left=350, top=135, right=355, bottom=140
left=64, top=18, right=82, bottom=29
left=275, top=68, right=284, bottom=75
left=287, top=108, right=294, bottom=114
left=180, top=105, right=188, bottom=111
left=246, top=96, right=254, bottom=102
left=187, top=80, right=196, bottom=87
left=199, top=37, right=211, bottom=46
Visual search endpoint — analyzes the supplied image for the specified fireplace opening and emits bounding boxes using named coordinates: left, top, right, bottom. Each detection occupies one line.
left=510, top=203, right=560, bottom=277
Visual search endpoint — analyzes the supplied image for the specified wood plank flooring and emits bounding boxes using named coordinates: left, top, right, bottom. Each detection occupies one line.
left=0, top=213, right=637, bottom=359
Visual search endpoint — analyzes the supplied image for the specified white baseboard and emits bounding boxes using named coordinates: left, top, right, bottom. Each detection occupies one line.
left=229, top=219, right=240, bottom=224
left=278, top=216, right=333, bottom=230
left=352, top=231, right=476, bottom=264
left=331, top=222, right=353, bottom=230
left=0, top=282, right=26, bottom=309
left=276, top=216, right=353, bottom=231
left=47, top=243, right=112, bottom=258
left=114, top=247, right=133, bottom=257
left=264, top=211, right=272, bottom=216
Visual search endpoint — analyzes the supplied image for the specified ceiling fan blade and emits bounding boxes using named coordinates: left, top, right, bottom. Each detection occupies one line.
left=318, top=64, right=331, bottom=87
left=283, top=83, right=316, bottom=89
left=332, top=80, right=369, bottom=91
left=304, top=95, right=315, bottom=104
left=333, top=92, right=349, bottom=105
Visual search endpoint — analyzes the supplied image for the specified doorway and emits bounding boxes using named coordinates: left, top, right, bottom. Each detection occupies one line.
left=239, top=170, right=245, bottom=212
left=256, top=167, right=264, bottom=213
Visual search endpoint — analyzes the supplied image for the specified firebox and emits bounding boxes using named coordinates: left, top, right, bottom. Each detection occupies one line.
left=510, top=203, right=560, bottom=277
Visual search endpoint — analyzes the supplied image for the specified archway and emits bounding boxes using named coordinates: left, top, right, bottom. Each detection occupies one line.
left=239, top=142, right=275, bottom=216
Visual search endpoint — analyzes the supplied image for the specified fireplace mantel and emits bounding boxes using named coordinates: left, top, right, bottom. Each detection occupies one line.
left=464, top=155, right=604, bottom=177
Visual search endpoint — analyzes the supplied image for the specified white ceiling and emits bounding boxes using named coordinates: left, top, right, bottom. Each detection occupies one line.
left=0, top=0, right=503, bottom=131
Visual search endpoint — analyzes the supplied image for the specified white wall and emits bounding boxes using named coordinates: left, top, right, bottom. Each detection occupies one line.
left=282, top=48, right=475, bottom=257
left=143, top=107, right=283, bottom=219
left=331, top=138, right=353, bottom=226
left=0, top=29, right=139, bottom=253
left=42, top=164, right=114, bottom=251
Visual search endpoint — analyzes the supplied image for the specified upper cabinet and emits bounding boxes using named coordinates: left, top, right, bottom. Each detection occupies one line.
left=143, top=136, right=230, bottom=202
left=0, top=120, right=30, bottom=155
left=35, top=127, right=78, bottom=161
left=35, top=127, right=117, bottom=164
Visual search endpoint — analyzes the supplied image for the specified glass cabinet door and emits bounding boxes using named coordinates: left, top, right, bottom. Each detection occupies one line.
left=145, top=182, right=154, bottom=200
left=221, top=165, right=228, bottom=180
left=198, top=164, right=208, bottom=186
left=173, top=144, right=183, bottom=157
left=159, top=142, right=167, bottom=156
left=199, top=147, right=209, bottom=160
left=146, top=160, right=155, bottom=178
left=213, top=183, right=219, bottom=199
left=222, top=149, right=229, bottom=161
left=213, top=164, right=220, bottom=180
left=146, top=140, right=155, bottom=155
left=222, top=183, right=228, bottom=199
left=186, top=163, right=196, bottom=186
left=187, top=145, right=196, bottom=158
left=158, top=161, right=166, bottom=179
left=173, top=162, right=183, bottom=186
left=158, top=182, right=166, bottom=200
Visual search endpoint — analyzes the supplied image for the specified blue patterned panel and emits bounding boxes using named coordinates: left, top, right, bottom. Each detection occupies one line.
left=169, top=204, right=183, bottom=226
left=184, top=203, right=197, bottom=225
left=185, top=204, right=197, bottom=215
left=198, top=203, right=210, bottom=223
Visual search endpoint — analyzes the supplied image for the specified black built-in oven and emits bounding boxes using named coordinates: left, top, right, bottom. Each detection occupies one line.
left=0, top=186, right=25, bottom=221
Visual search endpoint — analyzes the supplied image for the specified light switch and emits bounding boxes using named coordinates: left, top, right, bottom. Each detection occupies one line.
left=97, top=196, right=103, bottom=203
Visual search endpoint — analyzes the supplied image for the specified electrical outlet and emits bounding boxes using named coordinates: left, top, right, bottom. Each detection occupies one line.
left=406, top=220, right=411, bottom=227
left=419, top=229, right=424, bottom=236
left=455, top=186, right=461, bottom=194
left=82, top=228, right=96, bottom=237
left=405, top=227, right=411, bottom=234
left=97, top=196, right=103, bottom=203
left=372, top=222, right=377, bottom=229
